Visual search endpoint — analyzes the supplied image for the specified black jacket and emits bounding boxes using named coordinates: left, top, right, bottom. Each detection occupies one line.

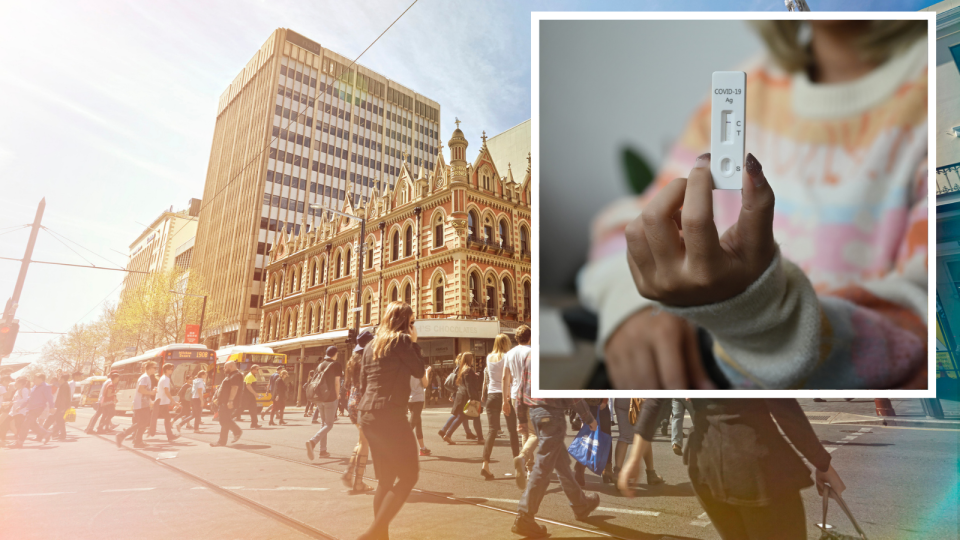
left=55, top=381, right=72, bottom=410
left=357, top=335, right=425, bottom=411
left=274, top=378, right=288, bottom=403
left=451, top=369, right=482, bottom=415
left=636, top=399, right=831, bottom=506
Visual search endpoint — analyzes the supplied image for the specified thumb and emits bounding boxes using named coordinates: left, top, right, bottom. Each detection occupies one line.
left=737, top=153, right=776, bottom=259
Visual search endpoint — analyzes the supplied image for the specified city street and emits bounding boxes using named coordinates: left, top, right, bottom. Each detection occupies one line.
left=2, top=403, right=956, bottom=540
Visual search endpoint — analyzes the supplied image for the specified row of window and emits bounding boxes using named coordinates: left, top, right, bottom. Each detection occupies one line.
left=266, top=170, right=308, bottom=190
left=279, top=64, right=318, bottom=90
left=275, top=105, right=314, bottom=127
left=263, top=194, right=307, bottom=212
left=272, top=125, right=312, bottom=150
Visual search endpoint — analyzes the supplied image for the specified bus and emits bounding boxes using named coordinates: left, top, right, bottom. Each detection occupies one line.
left=213, top=345, right=287, bottom=408
left=77, top=376, right=108, bottom=407
left=111, top=344, right=217, bottom=414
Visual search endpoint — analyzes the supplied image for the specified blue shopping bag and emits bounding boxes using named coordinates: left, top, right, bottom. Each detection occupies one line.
left=566, top=408, right=611, bottom=475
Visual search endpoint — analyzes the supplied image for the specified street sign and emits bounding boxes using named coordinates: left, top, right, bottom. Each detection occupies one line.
left=124, top=346, right=136, bottom=357
left=185, top=324, right=200, bottom=344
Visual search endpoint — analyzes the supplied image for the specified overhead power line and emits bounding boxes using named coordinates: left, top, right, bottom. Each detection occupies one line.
left=0, top=256, right=150, bottom=273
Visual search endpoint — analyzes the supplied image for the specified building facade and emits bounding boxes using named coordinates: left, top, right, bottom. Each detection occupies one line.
left=259, top=126, right=530, bottom=374
left=193, top=28, right=441, bottom=349
left=121, top=199, right=200, bottom=300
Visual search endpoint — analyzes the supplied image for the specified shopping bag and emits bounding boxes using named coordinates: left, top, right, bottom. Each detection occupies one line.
left=566, top=408, right=611, bottom=475
left=817, top=484, right=868, bottom=539
left=463, top=401, right=481, bottom=417
left=63, top=407, right=77, bottom=422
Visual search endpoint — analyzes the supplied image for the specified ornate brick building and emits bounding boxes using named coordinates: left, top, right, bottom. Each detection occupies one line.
left=259, top=123, right=531, bottom=362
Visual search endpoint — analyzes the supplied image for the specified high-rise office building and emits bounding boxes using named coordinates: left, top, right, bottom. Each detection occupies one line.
left=193, top=28, right=441, bottom=348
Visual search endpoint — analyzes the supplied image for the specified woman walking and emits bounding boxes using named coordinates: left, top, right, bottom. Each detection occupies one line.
left=355, top=302, right=425, bottom=540
left=619, top=399, right=845, bottom=540
left=409, top=364, right=432, bottom=456
left=342, top=331, right=375, bottom=493
left=270, top=370, right=290, bottom=425
left=479, top=334, right=519, bottom=479
left=441, top=352, right=483, bottom=446
left=437, top=355, right=479, bottom=441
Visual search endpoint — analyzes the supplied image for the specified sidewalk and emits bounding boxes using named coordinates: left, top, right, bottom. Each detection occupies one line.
left=799, top=398, right=960, bottom=429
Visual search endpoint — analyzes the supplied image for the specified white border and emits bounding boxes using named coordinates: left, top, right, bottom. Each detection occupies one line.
left=532, top=11, right=937, bottom=398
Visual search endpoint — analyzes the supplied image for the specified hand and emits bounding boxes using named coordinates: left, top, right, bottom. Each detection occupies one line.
left=409, top=324, right=418, bottom=343
left=617, top=452, right=642, bottom=497
left=600, top=399, right=608, bottom=410
left=227, top=400, right=234, bottom=408
left=589, top=420, right=598, bottom=431
left=625, top=152, right=776, bottom=307
left=502, top=400, right=512, bottom=416
left=815, top=464, right=846, bottom=501
left=604, top=307, right=714, bottom=389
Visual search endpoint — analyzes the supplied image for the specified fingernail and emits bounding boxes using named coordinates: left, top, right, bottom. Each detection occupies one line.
left=695, top=153, right=710, bottom=168
left=745, top=153, right=766, bottom=188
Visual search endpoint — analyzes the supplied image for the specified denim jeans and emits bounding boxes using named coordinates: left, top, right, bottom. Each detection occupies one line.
left=517, top=406, right=590, bottom=519
left=121, top=407, right=151, bottom=445
left=441, top=413, right=477, bottom=437
left=308, top=400, right=338, bottom=452
left=671, top=399, right=695, bottom=447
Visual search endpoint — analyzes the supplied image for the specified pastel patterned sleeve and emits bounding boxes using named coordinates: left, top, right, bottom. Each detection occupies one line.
left=663, top=159, right=928, bottom=389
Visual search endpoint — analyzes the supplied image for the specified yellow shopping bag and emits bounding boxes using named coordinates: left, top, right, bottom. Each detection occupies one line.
left=63, top=407, right=76, bottom=422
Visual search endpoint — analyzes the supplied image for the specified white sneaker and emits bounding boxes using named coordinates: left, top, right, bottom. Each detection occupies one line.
left=305, top=441, right=315, bottom=461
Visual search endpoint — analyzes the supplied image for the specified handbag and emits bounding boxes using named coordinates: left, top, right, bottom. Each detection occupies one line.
left=567, top=407, right=612, bottom=475
left=63, top=407, right=77, bottom=422
left=818, top=484, right=868, bottom=539
left=463, top=401, right=481, bottom=417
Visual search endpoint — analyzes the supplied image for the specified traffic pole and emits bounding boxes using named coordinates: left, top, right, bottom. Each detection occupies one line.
left=0, top=198, right=45, bottom=367
left=875, top=398, right=896, bottom=417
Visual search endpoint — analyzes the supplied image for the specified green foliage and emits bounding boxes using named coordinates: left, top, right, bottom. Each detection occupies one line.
left=622, top=147, right=655, bottom=195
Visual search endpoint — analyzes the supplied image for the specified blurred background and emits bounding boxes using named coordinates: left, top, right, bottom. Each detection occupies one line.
left=538, top=20, right=764, bottom=388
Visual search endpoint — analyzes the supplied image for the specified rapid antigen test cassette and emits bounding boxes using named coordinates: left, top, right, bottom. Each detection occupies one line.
left=710, top=71, right=746, bottom=190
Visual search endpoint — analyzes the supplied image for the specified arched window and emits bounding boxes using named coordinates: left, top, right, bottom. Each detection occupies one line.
left=520, top=226, right=529, bottom=254
left=523, top=281, right=531, bottom=312
left=499, top=219, right=509, bottom=247
left=468, top=211, right=478, bottom=240
left=404, top=226, right=412, bottom=257
left=403, top=283, right=412, bottom=305
left=341, top=299, right=348, bottom=328
left=502, top=277, right=512, bottom=307
left=482, top=170, right=490, bottom=190
left=434, top=219, right=444, bottom=247
left=364, top=300, right=371, bottom=324
left=332, top=299, right=339, bottom=329
left=392, top=231, right=400, bottom=261
left=320, top=257, right=326, bottom=282
left=366, top=242, right=373, bottom=268
left=434, top=281, right=444, bottom=313
left=345, top=247, right=351, bottom=275
left=335, top=252, right=342, bottom=279
left=391, top=286, right=398, bottom=302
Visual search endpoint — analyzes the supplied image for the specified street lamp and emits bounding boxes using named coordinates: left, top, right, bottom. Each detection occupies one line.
left=169, top=290, right=207, bottom=345
left=310, top=203, right=365, bottom=344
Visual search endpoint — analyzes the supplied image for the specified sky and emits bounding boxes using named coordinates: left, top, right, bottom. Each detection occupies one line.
left=0, top=0, right=938, bottom=367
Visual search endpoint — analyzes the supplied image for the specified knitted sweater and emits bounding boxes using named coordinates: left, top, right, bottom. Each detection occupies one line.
left=578, top=38, right=928, bottom=389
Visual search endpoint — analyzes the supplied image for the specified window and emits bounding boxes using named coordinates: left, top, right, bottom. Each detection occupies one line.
left=404, top=227, right=412, bottom=257
left=364, top=301, right=371, bottom=324
left=391, top=287, right=398, bottom=302
left=403, top=283, right=412, bottom=305
left=502, top=278, right=512, bottom=307
left=499, top=220, right=509, bottom=247
left=249, top=295, right=259, bottom=309
left=345, top=247, right=351, bottom=275
left=520, top=227, right=529, bottom=253
left=366, top=244, right=373, bottom=268
left=341, top=300, right=348, bottom=329
left=434, top=284, right=443, bottom=313
left=523, top=282, right=531, bottom=313
left=335, top=252, right=342, bottom=279
left=319, top=258, right=326, bottom=282
left=434, top=220, right=443, bottom=247
left=484, top=225, right=493, bottom=242
left=332, top=300, right=339, bottom=328
left=469, top=274, right=479, bottom=304
left=272, top=195, right=280, bottom=207
left=263, top=193, right=271, bottom=205
left=468, top=211, right=478, bottom=239
left=392, top=231, right=399, bottom=261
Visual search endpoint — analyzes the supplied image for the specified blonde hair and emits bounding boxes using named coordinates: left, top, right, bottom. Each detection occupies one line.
left=750, top=20, right=925, bottom=73
left=487, top=334, right=512, bottom=364
left=455, top=352, right=475, bottom=386
left=371, top=301, right=414, bottom=359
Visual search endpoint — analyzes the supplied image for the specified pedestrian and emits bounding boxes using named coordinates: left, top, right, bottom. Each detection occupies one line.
left=408, top=363, right=432, bottom=456
left=440, top=352, right=483, bottom=445
left=355, top=301, right=425, bottom=540
left=338, top=377, right=349, bottom=417
left=305, top=347, right=342, bottom=460
left=85, top=371, right=120, bottom=434
left=178, top=371, right=207, bottom=432
left=501, top=325, right=534, bottom=488
left=239, top=365, right=262, bottom=428
left=211, top=361, right=243, bottom=447
left=260, top=369, right=281, bottom=422
left=342, top=330, right=375, bottom=493
left=69, top=371, right=82, bottom=402
left=619, top=399, right=847, bottom=540
left=49, top=374, right=72, bottom=442
left=303, top=369, right=316, bottom=418
left=171, top=377, right=194, bottom=425
left=671, top=398, right=695, bottom=456
left=479, top=334, right=519, bottom=480
left=512, top=350, right=600, bottom=537
left=573, top=398, right=616, bottom=486
left=116, top=362, right=157, bottom=449
left=611, top=398, right=664, bottom=486
left=437, top=356, right=479, bottom=441
left=152, top=363, right=180, bottom=443
left=1, top=376, right=29, bottom=445
left=270, top=369, right=289, bottom=425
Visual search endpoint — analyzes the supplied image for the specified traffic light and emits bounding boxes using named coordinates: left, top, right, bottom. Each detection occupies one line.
left=0, top=320, right=19, bottom=356
left=347, top=328, right=357, bottom=347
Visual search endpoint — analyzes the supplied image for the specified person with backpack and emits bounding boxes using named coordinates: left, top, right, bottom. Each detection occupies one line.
left=178, top=371, right=207, bottom=433
left=437, top=354, right=479, bottom=442
left=354, top=301, right=425, bottom=540
left=260, top=369, right=281, bottom=422
left=302, top=369, right=315, bottom=418
left=172, top=378, right=194, bottom=426
left=271, top=370, right=290, bottom=425
left=440, top=352, right=483, bottom=446
left=304, top=346, right=342, bottom=460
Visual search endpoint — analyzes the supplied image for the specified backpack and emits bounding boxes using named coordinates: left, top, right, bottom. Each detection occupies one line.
left=306, top=360, right=339, bottom=403
left=444, top=371, right=457, bottom=394
left=178, top=382, right=192, bottom=401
